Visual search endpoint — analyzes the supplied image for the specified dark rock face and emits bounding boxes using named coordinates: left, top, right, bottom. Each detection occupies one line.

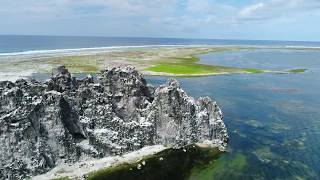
left=0, top=66, right=228, bottom=179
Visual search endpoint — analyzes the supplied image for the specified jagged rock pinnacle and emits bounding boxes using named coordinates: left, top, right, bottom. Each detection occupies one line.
left=0, top=66, right=228, bottom=179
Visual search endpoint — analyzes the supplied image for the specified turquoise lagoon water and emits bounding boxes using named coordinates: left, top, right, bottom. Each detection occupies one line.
left=146, top=49, right=320, bottom=179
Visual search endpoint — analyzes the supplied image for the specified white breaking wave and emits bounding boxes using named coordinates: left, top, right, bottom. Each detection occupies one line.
left=1, top=44, right=319, bottom=58
left=0, top=44, right=211, bottom=57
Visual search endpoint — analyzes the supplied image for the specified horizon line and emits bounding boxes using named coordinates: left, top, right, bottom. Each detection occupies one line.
left=1, top=34, right=320, bottom=43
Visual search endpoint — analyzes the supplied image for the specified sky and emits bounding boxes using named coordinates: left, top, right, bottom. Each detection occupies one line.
left=0, top=0, right=320, bottom=41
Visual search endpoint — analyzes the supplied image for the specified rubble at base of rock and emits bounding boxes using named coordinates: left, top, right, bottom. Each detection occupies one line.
left=0, top=66, right=228, bottom=179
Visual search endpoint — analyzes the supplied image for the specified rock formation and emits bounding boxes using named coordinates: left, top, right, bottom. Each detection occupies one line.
left=0, top=66, right=228, bottom=179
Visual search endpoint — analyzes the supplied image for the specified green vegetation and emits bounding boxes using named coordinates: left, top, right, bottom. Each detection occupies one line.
left=2, top=46, right=269, bottom=77
left=243, top=68, right=265, bottom=73
left=85, top=145, right=222, bottom=180
left=2, top=46, right=308, bottom=77
left=287, top=69, right=307, bottom=73
left=145, top=55, right=265, bottom=76
left=48, top=55, right=100, bottom=73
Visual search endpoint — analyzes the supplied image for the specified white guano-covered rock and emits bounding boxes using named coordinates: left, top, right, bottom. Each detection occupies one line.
left=0, top=66, right=228, bottom=179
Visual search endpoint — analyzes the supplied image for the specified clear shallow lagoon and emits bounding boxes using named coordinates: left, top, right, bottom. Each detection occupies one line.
left=147, top=49, right=320, bottom=179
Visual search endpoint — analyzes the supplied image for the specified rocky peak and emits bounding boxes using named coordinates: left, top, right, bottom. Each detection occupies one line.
left=0, top=66, right=228, bottom=179
left=46, top=65, right=74, bottom=92
left=98, top=66, right=152, bottom=98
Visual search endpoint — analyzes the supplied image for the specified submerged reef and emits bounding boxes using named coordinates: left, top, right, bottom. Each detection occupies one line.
left=0, top=66, right=228, bottom=179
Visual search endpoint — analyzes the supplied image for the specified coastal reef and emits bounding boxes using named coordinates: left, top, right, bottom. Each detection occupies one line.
left=0, top=66, right=228, bottom=179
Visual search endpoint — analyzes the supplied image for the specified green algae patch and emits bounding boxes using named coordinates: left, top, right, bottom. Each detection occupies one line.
left=85, top=145, right=222, bottom=180
left=227, top=152, right=247, bottom=171
left=188, top=151, right=247, bottom=180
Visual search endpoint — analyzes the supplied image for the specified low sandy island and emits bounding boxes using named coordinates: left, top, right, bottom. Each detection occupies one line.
left=0, top=45, right=310, bottom=81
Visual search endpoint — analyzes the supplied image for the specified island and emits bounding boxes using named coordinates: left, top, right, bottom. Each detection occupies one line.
left=0, top=46, right=308, bottom=81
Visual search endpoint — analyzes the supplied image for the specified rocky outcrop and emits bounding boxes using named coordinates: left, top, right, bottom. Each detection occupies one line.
left=0, top=66, right=228, bottom=179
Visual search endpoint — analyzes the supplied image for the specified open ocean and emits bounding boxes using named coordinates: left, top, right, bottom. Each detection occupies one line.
left=1, top=35, right=320, bottom=54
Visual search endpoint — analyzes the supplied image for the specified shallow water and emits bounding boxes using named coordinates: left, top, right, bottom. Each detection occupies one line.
left=146, top=49, right=320, bottom=179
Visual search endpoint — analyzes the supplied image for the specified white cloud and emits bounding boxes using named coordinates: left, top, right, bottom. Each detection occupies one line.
left=239, top=3, right=265, bottom=17
left=0, top=0, right=178, bottom=19
left=238, top=0, right=320, bottom=21
left=75, top=0, right=177, bottom=17
left=1, top=0, right=319, bottom=21
left=186, top=0, right=211, bottom=13
left=0, top=0, right=320, bottom=40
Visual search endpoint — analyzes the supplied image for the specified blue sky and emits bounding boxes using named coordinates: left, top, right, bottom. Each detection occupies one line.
left=0, top=0, right=320, bottom=41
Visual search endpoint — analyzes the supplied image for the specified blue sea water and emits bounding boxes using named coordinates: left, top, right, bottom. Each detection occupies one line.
left=1, top=35, right=320, bottom=54
left=147, top=49, right=320, bottom=179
